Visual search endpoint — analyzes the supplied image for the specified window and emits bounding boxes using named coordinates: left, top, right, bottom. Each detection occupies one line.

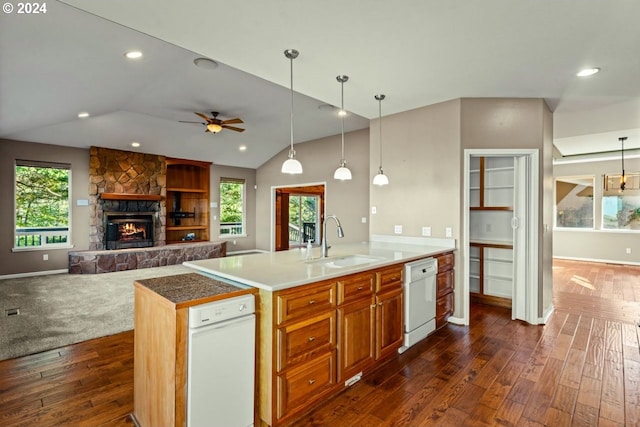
left=288, top=194, right=320, bottom=246
left=15, top=160, right=71, bottom=249
left=555, top=176, right=594, bottom=228
left=603, top=172, right=640, bottom=230
left=219, top=178, right=245, bottom=236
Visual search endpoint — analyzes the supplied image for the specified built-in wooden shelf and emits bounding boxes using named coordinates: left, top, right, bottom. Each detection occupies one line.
left=166, top=225, right=208, bottom=231
left=100, top=193, right=163, bottom=201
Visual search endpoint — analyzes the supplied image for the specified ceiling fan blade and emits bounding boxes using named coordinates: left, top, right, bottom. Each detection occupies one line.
left=221, top=118, right=243, bottom=125
left=222, top=125, right=245, bottom=132
left=194, top=112, right=211, bottom=122
left=179, top=120, right=205, bottom=124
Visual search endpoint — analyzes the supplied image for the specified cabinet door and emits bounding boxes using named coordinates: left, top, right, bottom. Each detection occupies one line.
left=436, top=291, right=454, bottom=328
left=337, top=297, right=374, bottom=382
left=436, top=270, right=454, bottom=299
left=375, top=287, right=404, bottom=360
left=277, top=281, right=336, bottom=325
left=376, top=265, right=403, bottom=293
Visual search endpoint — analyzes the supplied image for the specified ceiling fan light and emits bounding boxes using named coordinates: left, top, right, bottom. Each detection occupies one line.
left=373, top=170, right=389, bottom=186
left=207, top=123, right=222, bottom=133
left=334, top=165, right=352, bottom=180
left=282, top=156, right=303, bottom=174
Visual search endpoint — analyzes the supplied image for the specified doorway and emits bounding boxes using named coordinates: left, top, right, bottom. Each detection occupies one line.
left=463, top=149, right=539, bottom=325
left=274, top=184, right=325, bottom=251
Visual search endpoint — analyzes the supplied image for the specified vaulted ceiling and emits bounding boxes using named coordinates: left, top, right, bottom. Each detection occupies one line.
left=1, top=0, right=639, bottom=167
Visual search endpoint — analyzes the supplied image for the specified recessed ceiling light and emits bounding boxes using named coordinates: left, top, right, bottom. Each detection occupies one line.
left=193, top=57, right=218, bottom=70
left=239, top=145, right=247, bottom=151
left=131, top=142, right=141, bottom=148
left=577, top=67, right=600, bottom=77
left=77, top=112, right=90, bottom=118
left=125, top=50, right=143, bottom=59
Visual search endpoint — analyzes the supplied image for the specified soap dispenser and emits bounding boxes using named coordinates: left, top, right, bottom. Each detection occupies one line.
left=306, top=240, right=314, bottom=259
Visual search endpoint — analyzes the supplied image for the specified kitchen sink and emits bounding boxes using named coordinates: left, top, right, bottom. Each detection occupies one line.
left=306, top=254, right=384, bottom=268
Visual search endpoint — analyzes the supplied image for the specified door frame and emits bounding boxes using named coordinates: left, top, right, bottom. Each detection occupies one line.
left=462, top=149, right=539, bottom=325
left=270, top=182, right=326, bottom=252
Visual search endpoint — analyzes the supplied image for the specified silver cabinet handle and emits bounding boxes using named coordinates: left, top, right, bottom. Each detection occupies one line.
left=308, top=379, right=316, bottom=385
left=308, top=336, right=315, bottom=342
left=308, top=300, right=316, bottom=305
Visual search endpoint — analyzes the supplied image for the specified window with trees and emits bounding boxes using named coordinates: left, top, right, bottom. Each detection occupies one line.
left=219, top=178, right=245, bottom=236
left=555, top=176, right=594, bottom=229
left=14, top=160, right=71, bottom=249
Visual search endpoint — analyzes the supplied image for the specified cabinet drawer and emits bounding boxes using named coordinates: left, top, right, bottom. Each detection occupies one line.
left=277, top=312, right=335, bottom=371
left=376, top=265, right=403, bottom=292
left=338, top=273, right=374, bottom=304
left=437, top=252, right=454, bottom=273
left=277, top=281, right=336, bottom=325
left=437, top=271, right=454, bottom=298
left=277, top=351, right=336, bottom=420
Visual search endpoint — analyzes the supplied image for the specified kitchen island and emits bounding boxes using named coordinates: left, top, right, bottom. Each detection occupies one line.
left=184, top=240, right=455, bottom=427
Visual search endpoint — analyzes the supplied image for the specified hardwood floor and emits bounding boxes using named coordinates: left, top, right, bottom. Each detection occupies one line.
left=1, top=259, right=639, bottom=426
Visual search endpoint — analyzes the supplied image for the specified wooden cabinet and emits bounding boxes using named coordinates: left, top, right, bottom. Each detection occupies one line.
left=374, top=265, right=404, bottom=360
left=259, top=263, right=408, bottom=426
left=165, top=158, right=211, bottom=244
left=469, top=156, right=514, bottom=308
left=270, top=279, right=338, bottom=425
left=435, top=251, right=455, bottom=328
left=375, top=286, right=403, bottom=359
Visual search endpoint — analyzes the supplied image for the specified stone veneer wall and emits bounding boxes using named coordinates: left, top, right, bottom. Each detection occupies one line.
left=69, top=241, right=226, bottom=274
left=89, top=147, right=166, bottom=250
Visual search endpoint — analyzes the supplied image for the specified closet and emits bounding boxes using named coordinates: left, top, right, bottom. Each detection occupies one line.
left=468, top=156, right=514, bottom=308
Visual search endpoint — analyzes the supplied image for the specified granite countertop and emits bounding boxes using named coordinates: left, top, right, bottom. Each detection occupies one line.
left=135, top=272, right=254, bottom=308
left=184, top=239, right=455, bottom=292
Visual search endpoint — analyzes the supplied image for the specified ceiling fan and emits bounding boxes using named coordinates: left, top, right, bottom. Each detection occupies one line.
left=180, top=111, right=245, bottom=133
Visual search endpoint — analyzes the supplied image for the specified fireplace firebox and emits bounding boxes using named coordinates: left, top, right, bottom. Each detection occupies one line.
left=104, top=212, right=155, bottom=250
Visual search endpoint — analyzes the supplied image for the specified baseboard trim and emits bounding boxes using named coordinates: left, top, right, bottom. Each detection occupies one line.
left=539, top=304, right=555, bottom=325
left=447, top=316, right=466, bottom=326
left=0, top=269, right=68, bottom=280
left=553, top=256, right=640, bottom=267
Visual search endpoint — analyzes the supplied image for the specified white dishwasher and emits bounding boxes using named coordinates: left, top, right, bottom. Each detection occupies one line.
left=187, top=294, right=256, bottom=427
left=398, top=257, right=438, bottom=353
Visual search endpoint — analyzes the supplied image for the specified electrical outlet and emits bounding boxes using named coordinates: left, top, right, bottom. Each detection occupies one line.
left=394, top=225, right=403, bottom=234
left=445, top=227, right=453, bottom=238
left=43, top=254, right=48, bottom=261
left=371, top=206, right=377, bottom=214
left=422, top=227, right=431, bottom=236
left=626, top=248, right=632, bottom=254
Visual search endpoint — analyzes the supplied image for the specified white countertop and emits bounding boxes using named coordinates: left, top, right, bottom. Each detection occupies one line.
left=184, top=241, right=454, bottom=292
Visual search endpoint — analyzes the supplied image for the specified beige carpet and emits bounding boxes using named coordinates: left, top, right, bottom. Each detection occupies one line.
left=0, top=264, right=191, bottom=361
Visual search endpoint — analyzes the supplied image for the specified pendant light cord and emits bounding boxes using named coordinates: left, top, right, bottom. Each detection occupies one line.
left=378, top=97, right=383, bottom=170
left=289, top=55, right=294, bottom=156
left=340, top=79, right=345, bottom=165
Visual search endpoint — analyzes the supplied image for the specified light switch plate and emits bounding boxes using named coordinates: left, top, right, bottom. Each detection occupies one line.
left=422, top=227, right=431, bottom=236
left=361, top=217, right=367, bottom=224
left=445, top=227, right=453, bottom=237
left=394, top=225, right=403, bottom=234
left=371, top=206, right=377, bottom=214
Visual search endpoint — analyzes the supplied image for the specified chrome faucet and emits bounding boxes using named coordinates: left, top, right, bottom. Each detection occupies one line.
left=321, top=215, right=344, bottom=258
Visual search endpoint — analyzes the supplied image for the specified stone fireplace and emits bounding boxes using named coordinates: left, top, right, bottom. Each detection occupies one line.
left=104, top=211, right=155, bottom=250
left=88, top=147, right=166, bottom=250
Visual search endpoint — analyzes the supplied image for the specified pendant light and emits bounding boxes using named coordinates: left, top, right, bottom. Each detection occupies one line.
left=619, top=136, right=627, bottom=192
left=281, top=49, right=303, bottom=174
left=372, top=94, right=389, bottom=186
left=333, top=75, right=352, bottom=180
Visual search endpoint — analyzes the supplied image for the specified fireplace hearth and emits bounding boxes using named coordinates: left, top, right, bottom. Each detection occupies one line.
left=104, top=212, right=155, bottom=250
